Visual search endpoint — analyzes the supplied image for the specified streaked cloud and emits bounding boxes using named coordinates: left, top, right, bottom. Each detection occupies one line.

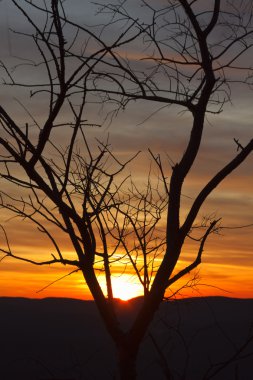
left=0, top=1, right=252, bottom=300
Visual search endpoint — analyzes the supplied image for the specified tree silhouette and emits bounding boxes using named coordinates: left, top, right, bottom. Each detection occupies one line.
left=0, top=1, right=253, bottom=378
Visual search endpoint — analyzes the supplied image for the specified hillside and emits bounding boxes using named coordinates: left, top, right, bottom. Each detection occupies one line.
left=0, top=296, right=252, bottom=379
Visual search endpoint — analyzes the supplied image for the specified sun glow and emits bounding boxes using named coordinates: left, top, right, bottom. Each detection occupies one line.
left=111, top=275, right=143, bottom=301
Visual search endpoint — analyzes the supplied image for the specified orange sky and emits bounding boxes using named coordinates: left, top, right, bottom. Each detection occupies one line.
left=0, top=1, right=253, bottom=301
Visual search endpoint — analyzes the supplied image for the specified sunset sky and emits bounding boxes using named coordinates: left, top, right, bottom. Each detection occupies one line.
left=0, top=0, right=253, bottom=301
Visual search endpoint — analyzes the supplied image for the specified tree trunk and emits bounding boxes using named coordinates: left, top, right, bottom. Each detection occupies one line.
left=117, top=343, right=139, bottom=380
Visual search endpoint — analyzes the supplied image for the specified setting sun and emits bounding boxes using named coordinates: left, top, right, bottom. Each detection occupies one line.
left=110, top=275, right=143, bottom=301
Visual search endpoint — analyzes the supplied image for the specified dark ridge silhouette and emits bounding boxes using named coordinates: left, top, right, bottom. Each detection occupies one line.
left=0, top=296, right=253, bottom=379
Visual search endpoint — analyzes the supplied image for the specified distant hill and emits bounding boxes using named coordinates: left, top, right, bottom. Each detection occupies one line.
left=0, top=296, right=252, bottom=379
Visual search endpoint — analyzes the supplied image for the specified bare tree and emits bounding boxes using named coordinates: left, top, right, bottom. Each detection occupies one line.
left=0, top=1, right=253, bottom=379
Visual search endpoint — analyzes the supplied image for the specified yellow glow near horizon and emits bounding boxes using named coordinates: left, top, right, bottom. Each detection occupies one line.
left=110, top=275, right=144, bottom=300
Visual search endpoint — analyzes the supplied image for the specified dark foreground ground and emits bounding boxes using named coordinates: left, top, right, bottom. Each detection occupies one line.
left=0, top=296, right=253, bottom=379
